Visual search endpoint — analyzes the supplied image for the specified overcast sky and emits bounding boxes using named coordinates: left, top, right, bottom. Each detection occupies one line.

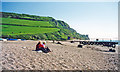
left=2, top=1, right=118, bottom=40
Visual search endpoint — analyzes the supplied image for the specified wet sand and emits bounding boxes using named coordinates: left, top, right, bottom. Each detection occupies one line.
left=1, top=40, right=118, bottom=70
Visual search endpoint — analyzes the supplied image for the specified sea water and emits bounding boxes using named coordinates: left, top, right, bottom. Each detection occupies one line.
left=95, top=40, right=120, bottom=45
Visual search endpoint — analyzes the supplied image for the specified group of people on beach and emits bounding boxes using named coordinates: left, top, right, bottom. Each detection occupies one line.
left=36, top=41, right=51, bottom=53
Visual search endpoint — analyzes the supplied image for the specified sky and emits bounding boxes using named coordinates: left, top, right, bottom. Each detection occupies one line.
left=2, top=2, right=118, bottom=40
left=1, top=0, right=119, bottom=2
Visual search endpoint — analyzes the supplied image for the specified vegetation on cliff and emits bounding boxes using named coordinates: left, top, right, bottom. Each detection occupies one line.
left=1, top=12, right=89, bottom=40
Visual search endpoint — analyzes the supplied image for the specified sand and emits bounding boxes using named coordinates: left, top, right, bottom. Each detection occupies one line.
left=0, top=40, right=118, bottom=70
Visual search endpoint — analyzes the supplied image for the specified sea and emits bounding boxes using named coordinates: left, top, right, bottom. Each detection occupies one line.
left=94, top=40, right=120, bottom=45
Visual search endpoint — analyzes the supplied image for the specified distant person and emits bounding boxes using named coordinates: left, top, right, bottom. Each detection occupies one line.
left=36, top=41, right=42, bottom=51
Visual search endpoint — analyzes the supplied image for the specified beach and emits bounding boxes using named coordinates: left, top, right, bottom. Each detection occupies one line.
left=1, top=40, right=118, bottom=70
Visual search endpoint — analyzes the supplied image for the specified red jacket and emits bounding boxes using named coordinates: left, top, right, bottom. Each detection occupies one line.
left=39, top=44, right=44, bottom=48
left=36, top=44, right=43, bottom=48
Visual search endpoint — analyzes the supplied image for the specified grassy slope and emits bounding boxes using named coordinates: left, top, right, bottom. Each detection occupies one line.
left=1, top=18, right=52, bottom=27
left=1, top=12, right=89, bottom=40
left=1, top=18, right=60, bottom=36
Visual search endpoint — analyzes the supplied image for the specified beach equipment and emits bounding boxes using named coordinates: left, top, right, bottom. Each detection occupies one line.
left=8, top=39, right=18, bottom=41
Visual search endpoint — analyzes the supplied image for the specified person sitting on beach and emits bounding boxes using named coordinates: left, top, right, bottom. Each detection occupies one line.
left=36, top=41, right=51, bottom=53
left=36, top=41, right=42, bottom=51
left=41, top=42, right=51, bottom=53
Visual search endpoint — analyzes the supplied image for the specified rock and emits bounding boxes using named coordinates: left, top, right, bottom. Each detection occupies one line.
left=78, top=44, right=82, bottom=48
left=57, top=42, right=63, bottom=45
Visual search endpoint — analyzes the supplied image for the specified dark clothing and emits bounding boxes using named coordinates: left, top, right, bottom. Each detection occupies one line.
left=39, top=47, right=51, bottom=53
left=36, top=44, right=39, bottom=50
left=45, top=47, right=51, bottom=52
